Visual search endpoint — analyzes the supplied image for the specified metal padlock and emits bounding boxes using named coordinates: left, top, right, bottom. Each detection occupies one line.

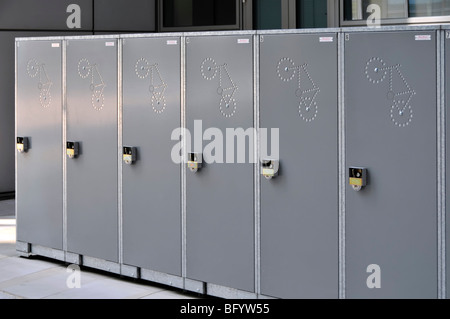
left=66, top=141, right=79, bottom=159
left=17, top=137, right=29, bottom=153
left=261, top=159, right=279, bottom=180
left=123, top=147, right=137, bottom=165
left=187, top=153, right=202, bottom=173
left=349, top=167, right=368, bottom=191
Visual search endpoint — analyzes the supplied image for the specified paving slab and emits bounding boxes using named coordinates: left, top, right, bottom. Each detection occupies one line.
left=0, top=291, right=20, bottom=299
left=45, top=277, right=165, bottom=299
left=0, top=256, right=60, bottom=284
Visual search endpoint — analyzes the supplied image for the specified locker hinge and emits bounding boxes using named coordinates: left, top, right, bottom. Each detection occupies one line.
left=345, top=34, right=350, bottom=41
left=446, top=31, right=450, bottom=39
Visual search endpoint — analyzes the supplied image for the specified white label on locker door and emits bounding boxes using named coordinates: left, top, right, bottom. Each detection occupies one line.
left=105, top=41, right=115, bottom=46
left=319, top=37, right=333, bottom=43
left=238, top=38, right=250, bottom=44
left=167, top=40, right=178, bottom=45
left=52, top=43, right=60, bottom=48
left=415, top=35, right=431, bottom=41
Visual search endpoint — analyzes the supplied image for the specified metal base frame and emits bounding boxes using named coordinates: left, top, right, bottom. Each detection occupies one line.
left=31, top=245, right=65, bottom=262
left=16, top=242, right=271, bottom=299
left=121, top=264, right=139, bottom=279
left=65, top=252, right=81, bottom=265
left=82, top=256, right=121, bottom=275
left=258, top=294, right=277, bottom=300
left=206, top=283, right=257, bottom=299
left=16, top=241, right=30, bottom=253
left=140, top=268, right=184, bottom=289
left=184, top=278, right=205, bottom=294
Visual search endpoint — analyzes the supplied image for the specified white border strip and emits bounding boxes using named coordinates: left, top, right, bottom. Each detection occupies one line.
left=254, top=34, right=261, bottom=297
left=181, top=35, right=187, bottom=283
left=118, top=38, right=123, bottom=266
left=62, top=39, right=68, bottom=253
left=438, top=30, right=446, bottom=299
left=338, top=32, right=346, bottom=299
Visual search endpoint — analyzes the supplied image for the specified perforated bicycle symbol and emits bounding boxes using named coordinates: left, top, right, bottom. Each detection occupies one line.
left=201, top=58, right=238, bottom=118
left=78, top=58, right=106, bottom=111
left=365, top=57, right=416, bottom=127
left=135, top=58, right=168, bottom=114
left=27, top=59, right=52, bottom=108
left=277, top=58, right=320, bottom=123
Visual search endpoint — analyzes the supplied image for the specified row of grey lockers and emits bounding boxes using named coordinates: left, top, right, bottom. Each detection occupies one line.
left=15, top=26, right=449, bottom=299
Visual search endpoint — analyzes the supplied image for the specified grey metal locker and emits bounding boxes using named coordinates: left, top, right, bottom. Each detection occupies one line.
left=259, top=32, right=338, bottom=299
left=345, top=29, right=438, bottom=298
left=66, top=37, right=118, bottom=262
left=185, top=33, right=255, bottom=293
left=122, top=35, right=181, bottom=275
left=16, top=38, right=63, bottom=249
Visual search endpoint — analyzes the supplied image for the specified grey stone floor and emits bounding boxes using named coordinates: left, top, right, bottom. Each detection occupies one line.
left=0, top=199, right=200, bottom=299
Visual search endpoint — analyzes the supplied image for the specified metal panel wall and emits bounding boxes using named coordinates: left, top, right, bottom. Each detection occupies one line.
left=66, top=38, right=118, bottom=262
left=0, top=0, right=93, bottom=30
left=122, top=36, right=181, bottom=275
left=94, top=0, right=156, bottom=32
left=185, top=34, right=255, bottom=292
left=345, top=30, right=438, bottom=298
left=259, top=32, right=338, bottom=299
left=16, top=39, right=63, bottom=249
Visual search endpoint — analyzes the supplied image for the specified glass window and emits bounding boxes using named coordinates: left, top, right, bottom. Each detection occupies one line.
left=343, top=0, right=450, bottom=21
left=296, top=0, right=328, bottom=28
left=253, top=0, right=282, bottom=30
left=344, top=0, right=408, bottom=21
left=161, top=0, right=238, bottom=30
left=409, top=0, right=450, bottom=17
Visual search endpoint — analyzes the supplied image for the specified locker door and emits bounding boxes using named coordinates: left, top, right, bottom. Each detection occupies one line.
left=66, top=38, right=118, bottom=262
left=259, top=33, right=338, bottom=299
left=122, top=36, right=181, bottom=275
left=345, top=31, right=437, bottom=298
left=185, top=35, right=255, bottom=292
left=16, top=40, right=63, bottom=249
